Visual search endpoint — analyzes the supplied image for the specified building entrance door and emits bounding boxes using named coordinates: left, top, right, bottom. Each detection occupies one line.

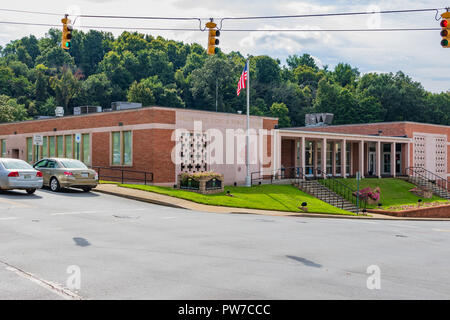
left=11, top=149, right=19, bottom=159
left=368, top=151, right=376, bottom=176
left=383, top=153, right=391, bottom=175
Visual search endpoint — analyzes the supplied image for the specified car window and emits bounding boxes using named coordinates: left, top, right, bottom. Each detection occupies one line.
left=59, top=159, right=87, bottom=169
left=1, top=160, right=33, bottom=170
left=47, top=161, right=57, bottom=169
left=35, top=160, right=48, bottom=168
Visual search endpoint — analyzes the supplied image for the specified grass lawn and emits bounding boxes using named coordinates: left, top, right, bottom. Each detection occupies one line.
left=336, top=178, right=448, bottom=209
left=104, top=182, right=356, bottom=215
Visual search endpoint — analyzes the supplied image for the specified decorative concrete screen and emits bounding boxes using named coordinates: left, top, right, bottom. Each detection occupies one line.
left=413, top=133, right=447, bottom=176
left=413, top=135, right=426, bottom=169
left=179, top=131, right=209, bottom=173
left=435, top=136, right=447, bottom=176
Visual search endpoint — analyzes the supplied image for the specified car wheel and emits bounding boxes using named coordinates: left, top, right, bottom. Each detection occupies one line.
left=50, top=177, right=61, bottom=192
left=82, top=187, right=92, bottom=192
left=26, top=188, right=36, bottom=195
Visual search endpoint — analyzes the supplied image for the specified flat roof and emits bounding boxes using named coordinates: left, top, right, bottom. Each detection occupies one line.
left=287, top=121, right=450, bottom=130
left=0, top=105, right=277, bottom=126
left=278, top=129, right=411, bottom=142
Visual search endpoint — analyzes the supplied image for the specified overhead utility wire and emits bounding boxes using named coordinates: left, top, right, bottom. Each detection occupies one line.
left=0, top=7, right=447, bottom=21
left=0, top=20, right=440, bottom=32
left=217, top=7, right=449, bottom=29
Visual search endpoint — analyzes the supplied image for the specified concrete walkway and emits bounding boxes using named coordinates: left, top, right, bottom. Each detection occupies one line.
left=93, top=184, right=450, bottom=221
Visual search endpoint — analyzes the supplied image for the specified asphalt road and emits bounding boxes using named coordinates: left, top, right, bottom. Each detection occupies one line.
left=0, top=187, right=449, bottom=300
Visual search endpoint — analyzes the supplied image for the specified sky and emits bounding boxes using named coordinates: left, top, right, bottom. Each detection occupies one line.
left=0, top=0, right=449, bottom=93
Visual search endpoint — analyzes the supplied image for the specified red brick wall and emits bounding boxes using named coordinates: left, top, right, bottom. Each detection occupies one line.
left=281, top=139, right=295, bottom=169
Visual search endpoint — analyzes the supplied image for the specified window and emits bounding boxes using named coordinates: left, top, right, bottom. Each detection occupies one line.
left=82, top=134, right=90, bottom=165
left=34, top=159, right=48, bottom=168
left=57, top=136, right=64, bottom=157
left=27, top=137, right=33, bottom=163
left=65, top=135, right=73, bottom=158
left=1, top=139, right=6, bottom=158
left=42, top=137, right=48, bottom=158
left=111, top=131, right=132, bottom=166
left=60, top=159, right=87, bottom=169
left=49, top=136, right=55, bottom=157
left=123, top=131, right=132, bottom=165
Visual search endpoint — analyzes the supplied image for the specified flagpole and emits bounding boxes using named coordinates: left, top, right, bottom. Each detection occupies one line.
left=245, top=58, right=251, bottom=187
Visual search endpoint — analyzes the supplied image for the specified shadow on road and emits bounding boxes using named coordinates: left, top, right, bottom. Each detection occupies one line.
left=39, top=187, right=100, bottom=198
left=0, top=190, right=43, bottom=199
left=286, top=255, right=322, bottom=268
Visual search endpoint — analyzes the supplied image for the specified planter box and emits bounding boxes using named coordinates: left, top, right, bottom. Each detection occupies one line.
left=177, top=174, right=224, bottom=194
left=368, top=204, right=450, bottom=218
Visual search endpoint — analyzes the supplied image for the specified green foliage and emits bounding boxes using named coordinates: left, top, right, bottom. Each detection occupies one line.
left=0, top=95, right=29, bottom=122
left=270, top=102, right=291, bottom=127
left=0, top=28, right=448, bottom=127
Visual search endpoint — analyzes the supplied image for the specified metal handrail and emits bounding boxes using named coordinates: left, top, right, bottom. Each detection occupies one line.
left=315, top=168, right=367, bottom=212
left=405, top=167, right=449, bottom=192
left=251, top=167, right=304, bottom=185
left=90, top=166, right=153, bottom=185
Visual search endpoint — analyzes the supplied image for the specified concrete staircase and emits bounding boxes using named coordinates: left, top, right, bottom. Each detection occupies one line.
left=408, top=176, right=450, bottom=199
left=296, top=180, right=360, bottom=213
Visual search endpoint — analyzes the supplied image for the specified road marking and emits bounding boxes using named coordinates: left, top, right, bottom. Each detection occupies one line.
left=0, top=260, right=82, bottom=300
left=51, top=210, right=99, bottom=216
left=162, top=217, right=176, bottom=219
left=0, top=217, right=21, bottom=221
left=432, top=228, right=450, bottom=232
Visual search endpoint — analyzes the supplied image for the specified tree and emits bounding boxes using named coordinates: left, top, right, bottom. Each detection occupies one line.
left=286, top=54, right=318, bottom=71
left=127, top=76, right=184, bottom=108
left=270, top=102, right=291, bottom=127
left=332, top=63, right=360, bottom=88
left=0, top=95, right=29, bottom=123
left=77, top=73, right=113, bottom=107
left=49, top=68, right=81, bottom=113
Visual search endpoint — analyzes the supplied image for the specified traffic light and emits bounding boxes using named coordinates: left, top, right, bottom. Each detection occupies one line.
left=206, top=20, right=220, bottom=55
left=440, top=11, right=450, bottom=48
left=61, top=15, right=73, bottom=50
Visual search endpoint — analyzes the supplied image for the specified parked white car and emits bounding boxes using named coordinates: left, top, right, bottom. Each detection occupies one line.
left=0, top=158, right=43, bottom=194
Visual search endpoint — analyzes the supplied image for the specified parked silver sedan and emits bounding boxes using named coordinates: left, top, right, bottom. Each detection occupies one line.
left=0, top=158, right=43, bottom=194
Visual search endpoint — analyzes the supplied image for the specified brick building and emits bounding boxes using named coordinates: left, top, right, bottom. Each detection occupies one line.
left=0, top=107, right=449, bottom=186
left=274, top=122, right=450, bottom=184
left=0, top=106, right=277, bottom=185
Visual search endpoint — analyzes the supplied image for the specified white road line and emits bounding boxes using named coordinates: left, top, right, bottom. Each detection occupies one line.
left=162, top=217, right=176, bottom=220
left=51, top=211, right=99, bottom=216
left=432, top=228, right=450, bottom=232
left=0, top=260, right=83, bottom=300
left=0, top=217, right=21, bottom=221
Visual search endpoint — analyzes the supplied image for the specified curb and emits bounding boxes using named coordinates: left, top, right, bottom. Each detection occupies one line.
left=93, top=186, right=450, bottom=221
left=93, top=188, right=188, bottom=210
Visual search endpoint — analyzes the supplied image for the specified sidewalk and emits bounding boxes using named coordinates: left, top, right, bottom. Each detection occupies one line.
left=94, top=184, right=450, bottom=221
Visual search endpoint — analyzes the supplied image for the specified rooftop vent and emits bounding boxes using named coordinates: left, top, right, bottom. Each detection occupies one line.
left=74, top=106, right=102, bottom=115
left=111, top=101, right=142, bottom=111
left=305, top=113, right=334, bottom=127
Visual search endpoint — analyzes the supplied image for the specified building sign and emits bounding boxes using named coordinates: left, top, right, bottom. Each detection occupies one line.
left=33, top=134, right=43, bottom=146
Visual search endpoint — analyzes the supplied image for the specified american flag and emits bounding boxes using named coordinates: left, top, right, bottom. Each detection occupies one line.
left=236, top=61, right=248, bottom=96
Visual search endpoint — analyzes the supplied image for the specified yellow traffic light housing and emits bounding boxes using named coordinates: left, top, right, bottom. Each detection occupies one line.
left=440, top=11, right=450, bottom=48
left=206, top=21, right=220, bottom=55
left=61, top=15, right=73, bottom=50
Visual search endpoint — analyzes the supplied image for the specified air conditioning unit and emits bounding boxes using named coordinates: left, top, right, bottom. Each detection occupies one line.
left=74, top=106, right=102, bottom=115
left=111, top=102, right=142, bottom=111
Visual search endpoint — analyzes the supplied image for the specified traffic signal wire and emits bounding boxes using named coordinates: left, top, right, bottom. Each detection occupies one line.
left=0, top=20, right=441, bottom=32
